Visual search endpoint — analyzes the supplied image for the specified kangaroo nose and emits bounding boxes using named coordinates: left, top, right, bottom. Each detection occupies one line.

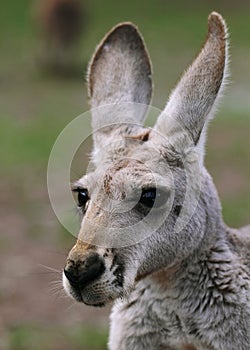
left=64, top=253, right=105, bottom=288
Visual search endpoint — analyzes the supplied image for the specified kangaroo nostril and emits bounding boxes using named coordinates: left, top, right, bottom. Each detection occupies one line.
left=64, top=253, right=105, bottom=288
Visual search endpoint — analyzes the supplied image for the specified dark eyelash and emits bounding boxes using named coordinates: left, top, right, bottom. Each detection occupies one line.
left=139, top=187, right=167, bottom=209
left=72, top=188, right=89, bottom=208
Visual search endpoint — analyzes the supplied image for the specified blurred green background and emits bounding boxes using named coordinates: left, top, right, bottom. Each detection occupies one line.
left=0, top=0, right=249, bottom=349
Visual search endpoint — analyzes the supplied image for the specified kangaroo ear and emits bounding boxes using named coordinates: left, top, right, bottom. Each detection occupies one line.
left=88, top=23, right=153, bottom=131
left=153, top=12, right=228, bottom=156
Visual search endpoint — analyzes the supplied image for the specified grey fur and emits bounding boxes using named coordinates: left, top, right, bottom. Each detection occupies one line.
left=63, top=12, right=250, bottom=350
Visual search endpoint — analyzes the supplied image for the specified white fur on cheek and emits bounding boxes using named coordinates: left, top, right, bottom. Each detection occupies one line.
left=62, top=272, right=74, bottom=299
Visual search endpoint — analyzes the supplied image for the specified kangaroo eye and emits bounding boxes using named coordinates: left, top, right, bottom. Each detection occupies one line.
left=73, top=188, right=89, bottom=208
left=139, top=188, right=166, bottom=209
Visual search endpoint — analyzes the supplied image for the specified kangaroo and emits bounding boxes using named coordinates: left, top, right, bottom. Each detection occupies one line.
left=36, top=0, right=85, bottom=74
left=63, top=12, right=250, bottom=350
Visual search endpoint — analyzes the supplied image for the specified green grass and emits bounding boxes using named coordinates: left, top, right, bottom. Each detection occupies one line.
left=6, top=324, right=108, bottom=350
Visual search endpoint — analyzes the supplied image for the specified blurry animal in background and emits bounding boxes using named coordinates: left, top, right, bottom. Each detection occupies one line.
left=62, top=12, right=250, bottom=350
left=35, top=0, right=85, bottom=76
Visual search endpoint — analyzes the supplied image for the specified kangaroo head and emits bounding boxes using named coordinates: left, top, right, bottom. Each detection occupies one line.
left=63, top=13, right=228, bottom=306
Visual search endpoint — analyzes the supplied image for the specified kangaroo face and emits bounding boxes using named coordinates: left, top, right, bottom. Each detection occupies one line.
left=63, top=13, right=227, bottom=306
left=63, top=126, right=203, bottom=306
left=63, top=128, right=181, bottom=306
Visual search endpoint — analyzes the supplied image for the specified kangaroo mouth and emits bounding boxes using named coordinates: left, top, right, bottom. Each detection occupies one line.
left=64, top=281, right=107, bottom=307
left=75, top=291, right=106, bottom=307
left=63, top=271, right=122, bottom=307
